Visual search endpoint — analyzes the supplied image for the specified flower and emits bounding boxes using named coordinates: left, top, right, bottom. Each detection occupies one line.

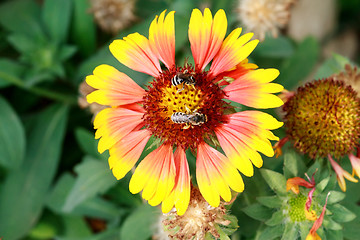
left=236, top=0, right=296, bottom=41
left=306, top=193, right=330, bottom=240
left=277, top=77, right=360, bottom=191
left=251, top=168, right=354, bottom=240
left=161, top=186, right=238, bottom=239
left=86, top=8, right=283, bottom=215
left=89, top=0, right=137, bottom=34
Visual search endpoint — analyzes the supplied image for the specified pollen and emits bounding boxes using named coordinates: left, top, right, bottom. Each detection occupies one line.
left=283, top=78, right=360, bottom=159
left=143, top=65, right=228, bottom=149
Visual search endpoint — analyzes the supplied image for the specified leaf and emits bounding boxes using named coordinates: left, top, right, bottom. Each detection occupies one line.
left=71, top=197, right=124, bottom=221
left=327, top=191, right=346, bottom=204
left=42, top=0, right=72, bottom=43
left=323, top=217, right=342, bottom=230
left=257, top=196, right=283, bottom=208
left=260, top=169, right=287, bottom=196
left=277, top=37, right=319, bottom=90
left=325, top=229, right=343, bottom=240
left=63, top=156, right=117, bottom=212
left=120, top=204, right=161, bottom=240
left=242, top=203, right=273, bottom=221
left=314, top=53, right=351, bottom=79
left=258, top=225, right=284, bottom=240
left=71, top=0, right=96, bottom=56
left=75, top=128, right=102, bottom=159
left=283, top=150, right=307, bottom=178
left=265, top=211, right=284, bottom=226
left=281, top=222, right=298, bottom=240
left=0, top=58, right=25, bottom=88
left=0, top=104, right=68, bottom=239
left=0, top=0, right=45, bottom=41
left=328, top=204, right=356, bottom=223
left=58, top=215, right=92, bottom=238
left=314, top=177, right=329, bottom=193
left=46, top=173, right=75, bottom=213
left=254, top=36, right=294, bottom=58
left=0, top=96, right=25, bottom=169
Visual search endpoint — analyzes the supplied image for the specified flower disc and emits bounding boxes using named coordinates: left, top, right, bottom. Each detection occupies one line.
left=283, top=78, right=360, bottom=158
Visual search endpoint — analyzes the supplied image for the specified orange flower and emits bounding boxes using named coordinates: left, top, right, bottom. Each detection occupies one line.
left=86, top=9, right=283, bottom=215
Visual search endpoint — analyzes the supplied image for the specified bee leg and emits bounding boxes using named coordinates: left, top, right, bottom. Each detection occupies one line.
left=183, top=124, right=190, bottom=130
left=177, top=82, right=185, bottom=93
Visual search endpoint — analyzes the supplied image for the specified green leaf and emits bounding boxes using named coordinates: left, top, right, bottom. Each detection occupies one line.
left=323, top=217, right=342, bottom=230
left=258, top=224, right=284, bottom=240
left=75, top=128, right=102, bottom=159
left=260, top=169, right=287, bottom=196
left=265, top=211, right=284, bottom=226
left=120, top=204, right=161, bottom=240
left=257, top=196, right=283, bottom=209
left=325, top=229, right=343, bottom=240
left=46, top=173, right=75, bottom=213
left=242, top=203, right=273, bottom=221
left=315, top=177, right=330, bottom=193
left=314, top=53, right=351, bottom=79
left=42, top=0, right=72, bottom=43
left=299, top=221, right=312, bottom=240
left=0, top=104, right=68, bottom=239
left=0, top=0, right=45, bottom=41
left=281, top=223, right=298, bottom=240
left=0, top=96, right=25, bottom=169
left=0, top=58, right=25, bottom=88
left=277, top=37, right=319, bottom=90
left=71, top=197, right=124, bottom=221
left=254, top=36, right=294, bottom=58
left=283, top=150, right=307, bottom=178
left=71, top=0, right=96, bottom=56
left=63, top=156, right=117, bottom=212
left=58, top=215, right=92, bottom=238
left=327, top=191, right=346, bottom=204
left=328, top=204, right=356, bottom=223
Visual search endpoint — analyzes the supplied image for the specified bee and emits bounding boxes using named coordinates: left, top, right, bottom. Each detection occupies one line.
left=171, top=70, right=196, bottom=92
left=171, top=111, right=207, bottom=129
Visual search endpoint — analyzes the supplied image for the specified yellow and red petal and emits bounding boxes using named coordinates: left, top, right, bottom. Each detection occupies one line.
left=328, top=155, right=358, bottom=192
left=129, top=143, right=176, bottom=206
left=86, top=65, right=146, bottom=106
left=93, top=106, right=145, bottom=153
left=162, top=147, right=191, bottom=215
left=286, top=177, right=315, bottom=194
left=110, top=33, right=162, bottom=77
left=223, top=68, right=284, bottom=109
left=149, top=10, right=175, bottom=70
left=209, top=28, right=259, bottom=78
left=196, top=142, right=244, bottom=207
left=215, top=59, right=258, bottom=86
left=189, top=8, right=227, bottom=71
left=108, top=129, right=151, bottom=180
left=215, top=111, right=282, bottom=176
left=306, top=192, right=330, bottom=240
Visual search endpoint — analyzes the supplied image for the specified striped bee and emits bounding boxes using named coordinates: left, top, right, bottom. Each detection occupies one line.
left=171, top=71, right=196, bottom=92
left=170, top=111, right=207, bottom=129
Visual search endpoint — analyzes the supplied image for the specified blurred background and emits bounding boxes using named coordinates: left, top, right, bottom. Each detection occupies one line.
left=0, top=0, right=359, bottom=239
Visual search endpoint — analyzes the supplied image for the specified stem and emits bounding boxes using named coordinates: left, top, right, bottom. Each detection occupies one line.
left=0, top=71, right=77, bottom=105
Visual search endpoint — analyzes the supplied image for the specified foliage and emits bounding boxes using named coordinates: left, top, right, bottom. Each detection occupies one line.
left=0, top=0, right=359, bottom=239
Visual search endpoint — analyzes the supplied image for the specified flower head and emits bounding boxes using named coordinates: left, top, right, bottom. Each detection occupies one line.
left=236, top=0, right=296, bottom=41
left=89, top=0, right=137, bottom=34
left=280, top=76, right=360, bottom=191
left=162, top=187, right=238, bottom=239
left=87, top=8, right=283, bottom=214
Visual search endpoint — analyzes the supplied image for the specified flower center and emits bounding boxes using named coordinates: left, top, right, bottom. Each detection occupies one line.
left=143, top=65, right=228, bottom=149
left=283, top=79, right=360, bottom=158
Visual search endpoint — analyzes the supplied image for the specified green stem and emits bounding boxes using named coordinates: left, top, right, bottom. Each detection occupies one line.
left=0, top=71, right=77, bottom=105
